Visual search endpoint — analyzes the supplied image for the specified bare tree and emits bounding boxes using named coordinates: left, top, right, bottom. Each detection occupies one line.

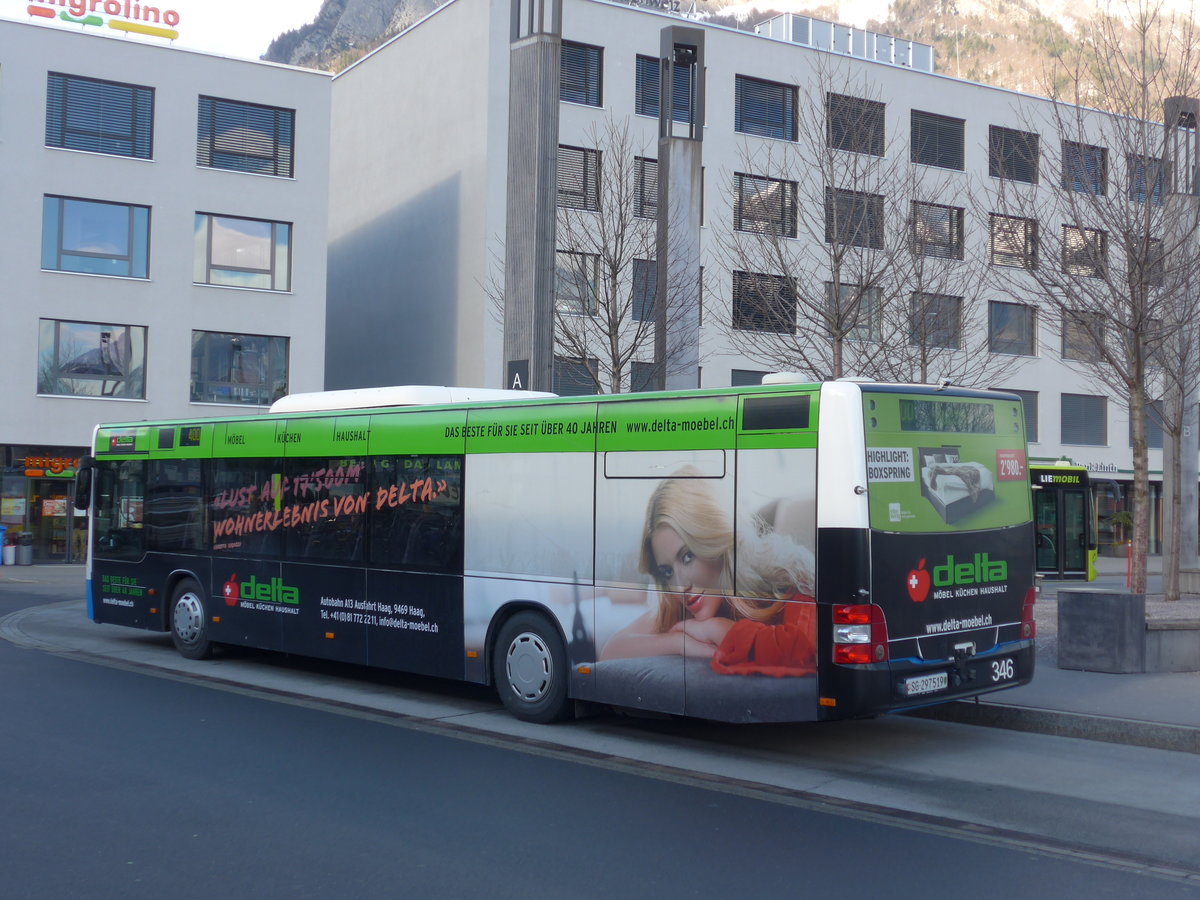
left=716, top=57, right=1026, bottom=388
left=486, top=116, right=703, bottom=394
left=981, top=0, right=1200, bottom=594
left=487, top=116, right=702, bottom=394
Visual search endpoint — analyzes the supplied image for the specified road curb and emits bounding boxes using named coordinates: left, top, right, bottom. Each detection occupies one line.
left=907, top=700, right=1200, bottom=755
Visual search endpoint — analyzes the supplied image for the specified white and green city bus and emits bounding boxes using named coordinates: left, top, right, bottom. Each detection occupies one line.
left=76, top=378, right=1036, bottom=724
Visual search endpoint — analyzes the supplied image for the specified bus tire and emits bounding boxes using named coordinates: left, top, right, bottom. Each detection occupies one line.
left=493, top=611, right=571, bottom=724
left=170, top=578, right=213, bottom=660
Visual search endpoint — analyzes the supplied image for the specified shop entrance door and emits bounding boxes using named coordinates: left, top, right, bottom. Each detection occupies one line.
left=30, top=479, right=71, bottom=562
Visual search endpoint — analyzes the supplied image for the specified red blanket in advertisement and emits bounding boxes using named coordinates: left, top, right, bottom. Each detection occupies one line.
left=710, top=596, right=817, bottom=677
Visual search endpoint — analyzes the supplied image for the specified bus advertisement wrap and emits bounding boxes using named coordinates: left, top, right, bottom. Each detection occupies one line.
left=462, top=444, right=819, bottom=722
left=862, top=389, right=1035, bottom=700
left=82, top=381, right=1034, bottom=724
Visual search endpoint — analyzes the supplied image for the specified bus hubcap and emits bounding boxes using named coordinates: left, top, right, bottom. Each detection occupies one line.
left=174, top=593, right=203, bottom=644
left=505, top=631, right=552, bottom=702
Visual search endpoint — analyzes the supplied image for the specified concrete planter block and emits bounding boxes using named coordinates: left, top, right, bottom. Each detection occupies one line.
left=1144, top=620, right=1200, bottom=673
left=1057, top=589, right=1146, bottom=674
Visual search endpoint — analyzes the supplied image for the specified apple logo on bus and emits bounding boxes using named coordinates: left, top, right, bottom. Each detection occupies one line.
left=222, top=574, right=239, bottom=607
left=906, top=559, right=931, bottom=603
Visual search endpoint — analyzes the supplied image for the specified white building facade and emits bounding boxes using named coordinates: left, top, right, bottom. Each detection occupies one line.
left=0, top=17, right=331, bottom=562
left=326, top=0, right=1183, bottom=556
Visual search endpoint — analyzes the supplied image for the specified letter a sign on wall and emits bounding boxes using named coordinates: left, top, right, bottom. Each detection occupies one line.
left=507, top=359, right=530, bottom=391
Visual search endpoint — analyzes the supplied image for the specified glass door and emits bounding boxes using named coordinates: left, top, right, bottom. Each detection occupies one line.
left=1035, top=486, right=1088, bottom=577
left=1035, top=489, right=1059, bottom=572
left=1062, top=489, right=1087, bottom=573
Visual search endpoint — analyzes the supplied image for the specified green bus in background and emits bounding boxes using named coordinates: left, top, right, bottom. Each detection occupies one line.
left=76, top=378, right=1036, bottom=724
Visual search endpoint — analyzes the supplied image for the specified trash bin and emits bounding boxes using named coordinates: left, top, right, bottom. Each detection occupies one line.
left=15, top=532, right=34, bottom=566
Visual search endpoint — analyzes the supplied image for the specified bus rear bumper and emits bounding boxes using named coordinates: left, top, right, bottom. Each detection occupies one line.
left=888, top=641, right=1035, bottom=712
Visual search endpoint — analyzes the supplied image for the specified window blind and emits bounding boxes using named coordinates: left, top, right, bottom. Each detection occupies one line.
left=46, top=72, right=153, bottom=159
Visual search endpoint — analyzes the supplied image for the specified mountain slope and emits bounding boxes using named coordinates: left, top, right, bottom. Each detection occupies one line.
left=262, top=0, right=1184, bottom=104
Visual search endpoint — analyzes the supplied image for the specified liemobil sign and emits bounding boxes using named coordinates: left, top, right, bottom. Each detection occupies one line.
left=27, top=0, right=182, bottom=41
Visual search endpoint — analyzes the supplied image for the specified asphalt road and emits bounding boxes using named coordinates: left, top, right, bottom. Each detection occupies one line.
left=2, top=570, right=1199, bottom=896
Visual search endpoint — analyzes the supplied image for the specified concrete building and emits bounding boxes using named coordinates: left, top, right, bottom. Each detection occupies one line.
left=4, top=1, right=1189, bottom=564
left=326, top=0, right=1196, bottom=557
left=0, top=17, right=331, bottom=562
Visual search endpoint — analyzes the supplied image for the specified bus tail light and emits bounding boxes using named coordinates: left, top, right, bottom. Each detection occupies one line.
left=1021, top=588, right=1037, bottom=640
left=833, top=604, right=889, bottom=664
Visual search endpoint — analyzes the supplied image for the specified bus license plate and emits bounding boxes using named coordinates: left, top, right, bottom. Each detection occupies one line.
left=903, top=672, right=948, bottom=697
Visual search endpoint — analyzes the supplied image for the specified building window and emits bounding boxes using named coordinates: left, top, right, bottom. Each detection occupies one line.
left=989, top=214, right=1038, bottom=269
left=197, top=96, right=295, bottom=177
left=42, top=196, right=150, bottom=278
left=734, top=75, right=797, bottom=141
left=632, top=258, right=656, bottom=322
left=1131, top=400, right=1165, bottom=449
left=911, top=201, right=963, bottom=259
left=988, top=301, right=1036, bottom=355
left=557, top=145, right=601, bottom=211
left=554, top=356, right=597, bottom=396
left=1062, top=309, right=1104, bottom=361
left=827, top=282, right=881, bottom=342
left=1062, top=140, right=1107, bottom=194
left=999, top=388, right=1039, bottom=441
left=825, top=188, right=884, bottom=249
left=635, top=55, right=691, bottom=123
left=555, top=251, right=598, bottom=315
left=733, top=271, right=796, bottom=333
left=1062, top=225, right=1107, bottom=277
left=561, top=42, right=603, bottom=107
left=635, top=157, right=658, bottom=219
left=45, top=72, right=153, bottom=159
left=989, top=125, right=1039, bottom=183
left=731, top=369, right=769, bottom=386
left=38, top=319, right=146, bottom=399
left=1128, top=234, right=1166, bottom=288
left=630, top=360, right=657, bottom=392
left=1128, top=154, right=1164, bottom=205
left=191, top=331, right=288, bottom=406
left=194, top=213, right=291, bottom=291
left=910, top=293, right=962, bottom=349
left=734, top=173, right=798, bottom=237
left=1061, top=393, right=1107, bottom=445
left=826, top=93, right=885, bottom=155
left=910, top=110, right=964, bottom=170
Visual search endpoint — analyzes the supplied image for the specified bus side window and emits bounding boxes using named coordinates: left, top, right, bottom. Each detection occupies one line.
left=369, top=455, right=463, bottom=573
left=146, top=459, right=205, bottom=553
left=209, top=458, right=283, bottom=558
left=285, top=457, right=367, bottom=563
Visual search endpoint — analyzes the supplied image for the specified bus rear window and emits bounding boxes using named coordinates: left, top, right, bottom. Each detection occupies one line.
left=899, top=399, right=995, bottom=434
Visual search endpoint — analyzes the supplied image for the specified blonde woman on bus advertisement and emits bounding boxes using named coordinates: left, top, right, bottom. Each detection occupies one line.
left=599, top=467, right=818, bottom=676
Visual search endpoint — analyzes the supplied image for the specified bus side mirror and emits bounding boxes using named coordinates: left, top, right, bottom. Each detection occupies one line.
left=74, top=457, right=95, bottom=511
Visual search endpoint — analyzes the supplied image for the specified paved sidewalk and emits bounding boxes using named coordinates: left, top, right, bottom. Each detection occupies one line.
left=915, top=555, right=1200, bottom=753
left=3, top=561, right=1198, bottom=753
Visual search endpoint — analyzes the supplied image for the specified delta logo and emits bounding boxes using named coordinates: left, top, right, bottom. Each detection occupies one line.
left=906, top=553, right=1009, bottom=602
left=28, top=1, right=181, bottom=41
left=221, top=574, right=299, bottom=607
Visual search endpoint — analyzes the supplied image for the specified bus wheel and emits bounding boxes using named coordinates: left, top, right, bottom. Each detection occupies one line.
left=493, top=612, right=571, bottom=724
left=170, top=579, right=213, bottom=660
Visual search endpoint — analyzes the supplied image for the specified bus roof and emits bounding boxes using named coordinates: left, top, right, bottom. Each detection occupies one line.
left=268, top=385, right=558, bottom=414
